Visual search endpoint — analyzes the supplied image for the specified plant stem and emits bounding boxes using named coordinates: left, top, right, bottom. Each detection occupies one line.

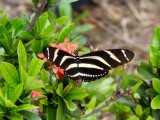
left=26, top=0, right=48, bottom=32
left=82, top=89, right=131, bottom=118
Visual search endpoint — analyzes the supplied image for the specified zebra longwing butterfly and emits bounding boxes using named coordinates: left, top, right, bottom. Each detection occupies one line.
left=43, top=47, right=134, bottom=82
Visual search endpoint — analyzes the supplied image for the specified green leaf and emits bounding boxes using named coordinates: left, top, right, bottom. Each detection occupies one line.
left=0, top=62, right=19, bottom=87
left=73, top=24, right=94, bottom=35
left=0, top=9, right=8, bottom=25
left=10, top=83, right=23, bottom=103
left=19, top=65, right=28, bottom=83
left=58, top=4, right=72, bottom=23
left=31, top=39, right=44, bottom=53
left=5, top=100, right=16, bottom=108
left=52, top=0, right=78, bottom=6
left=63, top=83, right=73, bottom=96
left=87, top=97, right=96, bottom=109
left=151, top=26, right=160, bottom=50
left=6, top=114, right=23, bottom=120
left=56, top=98, right=65, bottom=120
left=11, top=104, right=38, bottom=112
left=56, top=23, right=74, bottom=44
left=24, top=76, right=44, bottom=94
left=28, top=57, right=43, bottom=76
left=152, top=78, right=160, bottom=94
left=35, top=12, right=48, bottom=34
left=19, top=111, right=42, bottom=120
left=40, top=68, right=49, bottom=83
left=63, top=98, right=76, bottom=111
left=147, top=116, right=153, bottom=120
left=18, top=31, right=34, bottom=41
left=55, top=16, right=68, bottom=27
left=137, top=62, right=155, bottom=80
left=151, top=95, right=160, bottom=109
left=121, top=72, right=129, bottom=89
left=18, top=41, right=27, bottom=70
left=21, top=12, right=29, bottom=27
left=46, top=106, right=56, bottom=120
left=1, top=34, right=11, bottom=54
left=56, top=83, right=64, bottom=97
left=32, top=0, right=39, bottom=4
left=135, top=104, right=142, bottom=117
left=132, top=81, right=143, bottom=93
left=66, top=88, right=88, bottom=100
left=149, top=45, right=160, bottom=67
left=11, top=39, right=19, bottom=53
left=0, top=89, right=5, bottom=106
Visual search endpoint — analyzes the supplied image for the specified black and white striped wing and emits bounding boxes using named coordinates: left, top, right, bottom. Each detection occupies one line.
left=65, top=49, right=134, bottom=82
left=43, top=47, right=75, bottom=69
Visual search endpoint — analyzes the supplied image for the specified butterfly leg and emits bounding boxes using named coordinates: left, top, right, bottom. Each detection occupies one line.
left=75, top=79, right=82, bottom=87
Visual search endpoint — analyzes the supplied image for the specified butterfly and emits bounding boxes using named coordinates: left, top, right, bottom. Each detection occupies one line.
left=43, top=47, right=134, bottom=82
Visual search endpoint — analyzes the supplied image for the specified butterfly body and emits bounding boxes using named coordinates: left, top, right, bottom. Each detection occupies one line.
left=43, top=47, right=134, bottom=82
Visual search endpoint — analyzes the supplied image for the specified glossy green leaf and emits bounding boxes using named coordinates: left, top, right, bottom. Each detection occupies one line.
left=0, top=89, right=4, bottom=106
left=1, top=34, right=11, bottom=54
left=18, top=31, right=34, bottom=41
left=121, top=72, right=129, bottom=89
left=24, top=76, right=44, bottom=94
left=28, top=57, right=43, bottom=76
left=147, top=116, right=153, bottom=120
left=55, top=16, right=68, bottom=27
left=6, top=114, right=23, bottom=120
left=52, top=0, right=78, bottom=6
left=39, top=24, right=55, bottom=39
left=132, top=81, right=143, bottom=93
left=10, top=83, right=23, bottom=103
left=63, top=83, right=73, bottom=96
left=17, top=41, right=27, bottom=70
left=137, top=62, right=155, bottom=80
left=32, top=0, right=39, bottom=4
left=151, top=95, right=160, bottom=109
left=56, top=23, right=74, bottom=44
left=56, top=83, right=64, bottom=97
left=35, top=12, right=48, bottom=34
left=73, top=11, right=88, bottom=25
left=87, top=96, right=96, bottom=109
left=135, top=104, right=142, bottom=117
left=31, top=39, right=44, bottom=53
left=0, top=9, right=8, bottom=25
left=5, top=100, right=16, bottom=108
left=66, top=88, right=88, bottom=100
left=149, top=45, right=160, bottom=67
left=145, top=88, right=157, bottom=96
left=18, top=110, right=42, bottom=120
left=19, top=65, right=28, bottom=83
left=56, top=98, right=65, bottom=120
left=59, top=4, right=72, bottom=23
left=40, top=68, right=49, bottom=83
left=151, top=26, right=160, bottom=50
left=63, top=98, right=76, bottom=111
left=21, top=12, right=29, bottom=27
left=11, top=104, right=38, bottom=112
left=46, top=106, right=56, bottom=120
left=73, top=24, right=94, bottom=35
left=152, top=78, right=160, bottom=94
left=11, top=39, right=19, bottom=53
left=0, top=62, right=19, bottom=87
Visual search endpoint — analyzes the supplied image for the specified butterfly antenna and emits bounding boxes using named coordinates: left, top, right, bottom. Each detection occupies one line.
left=86, top=41, right=93, bottom=50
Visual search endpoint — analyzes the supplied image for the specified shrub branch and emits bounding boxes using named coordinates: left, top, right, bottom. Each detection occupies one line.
left=26, top=0, right=48, bottom=32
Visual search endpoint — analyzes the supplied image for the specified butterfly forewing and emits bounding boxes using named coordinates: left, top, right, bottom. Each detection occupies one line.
left=43, top=47, right=75, bottom=69
left=43, top=47, right=134, bottom=82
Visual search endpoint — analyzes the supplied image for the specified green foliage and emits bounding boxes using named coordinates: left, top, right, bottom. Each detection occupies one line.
left=2, top=0, right=160, bottom=119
